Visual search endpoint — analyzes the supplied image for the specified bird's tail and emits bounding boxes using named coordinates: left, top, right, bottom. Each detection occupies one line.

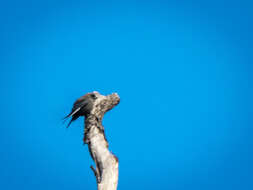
left=62, top=117, right=74, bottom=128
left=62, top=107, right=81, bottom=120
left=62, top=107, right=81, bottom=128
left=66, top=119, right=74, bottom=128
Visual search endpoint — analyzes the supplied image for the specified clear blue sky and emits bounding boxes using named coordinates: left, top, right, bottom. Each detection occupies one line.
left=0, top=0, right=252, bottom=190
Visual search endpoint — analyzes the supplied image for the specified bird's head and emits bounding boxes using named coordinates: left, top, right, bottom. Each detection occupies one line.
left=82, top=91, right=101, bottom=103
left=64, top=91, right=119, bottom=127
left=81, top=91, right=119, bottom=116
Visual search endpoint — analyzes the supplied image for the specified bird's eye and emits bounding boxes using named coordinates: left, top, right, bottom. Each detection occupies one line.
left=91, top=94, right=97, bottom=99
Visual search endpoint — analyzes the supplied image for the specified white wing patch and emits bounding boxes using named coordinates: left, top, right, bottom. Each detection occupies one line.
left=70, top=107, right=81, bottom=117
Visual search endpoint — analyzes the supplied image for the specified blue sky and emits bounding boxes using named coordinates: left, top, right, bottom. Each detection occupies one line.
left=0, top=0, right=252, bottom=190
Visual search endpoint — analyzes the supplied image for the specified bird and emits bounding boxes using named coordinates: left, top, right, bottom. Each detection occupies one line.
left=63, top=92, right=98, bottom=128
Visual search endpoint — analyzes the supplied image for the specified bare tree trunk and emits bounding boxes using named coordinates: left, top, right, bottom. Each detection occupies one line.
left=83, top=92, right=120, bottom=190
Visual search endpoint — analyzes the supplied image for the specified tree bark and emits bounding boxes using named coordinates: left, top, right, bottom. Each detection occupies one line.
left=83, top=92, right=120, bottom=190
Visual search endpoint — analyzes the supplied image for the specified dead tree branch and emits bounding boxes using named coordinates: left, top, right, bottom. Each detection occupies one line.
left=83, top=92, right=120, bottom=190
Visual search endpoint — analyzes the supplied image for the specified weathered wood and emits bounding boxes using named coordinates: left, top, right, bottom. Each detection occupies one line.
left=84, top=92, right=120, bottom=190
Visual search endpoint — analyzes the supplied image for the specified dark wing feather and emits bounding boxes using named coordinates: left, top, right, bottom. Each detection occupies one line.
left=72, top=97, right=88, bottom=111
left=66, top=114, right=79, bottom=128
left=63, top=97, right=89, bottom=119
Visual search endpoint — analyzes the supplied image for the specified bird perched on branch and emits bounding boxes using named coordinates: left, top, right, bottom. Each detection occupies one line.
left=63, top=92, right=98, bottom=128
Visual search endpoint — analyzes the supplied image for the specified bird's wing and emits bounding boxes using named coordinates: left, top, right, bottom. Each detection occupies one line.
left=73, top=97, right=89, bottom=111
left=63, top=107, right=81, bottom=120
left=69, top=107, right=81, bottom=117
left=72, top=99, right=85, bottom=110
left=63, top=98, right=89, bottom=120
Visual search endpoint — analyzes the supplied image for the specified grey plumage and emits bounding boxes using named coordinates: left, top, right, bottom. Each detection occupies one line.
left=63, top=93, right=97, bottom=127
